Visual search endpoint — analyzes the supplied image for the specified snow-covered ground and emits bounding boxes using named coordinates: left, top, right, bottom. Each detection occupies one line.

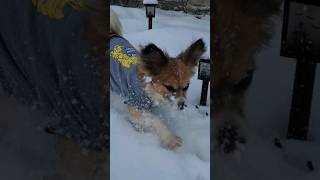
left=110, top=6, right=210, bottom=180
left=214, top=15, right=320, bottom=180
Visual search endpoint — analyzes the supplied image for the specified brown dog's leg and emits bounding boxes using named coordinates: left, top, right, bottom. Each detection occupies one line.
left=56, top=137, right=108, bottom=180
left=128, top=106, right=182, bottom=149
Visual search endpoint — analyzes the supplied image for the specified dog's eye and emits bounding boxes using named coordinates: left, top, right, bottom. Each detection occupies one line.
left=234, top=70, right=254, bottom=90
left=182, top=83, right=190, bottom=91
left=164, top=85, right=176, bottom=92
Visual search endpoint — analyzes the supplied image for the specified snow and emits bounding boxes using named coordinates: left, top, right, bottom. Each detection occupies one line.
left=111, top=5, right=210, bottom=58
left=143, top=75, right=152, bottom=83
left=110, top=6, right=210, bottom=180
left=143, top=0, right=158, bottom=5
left=214, top=15, right=320, bottom=180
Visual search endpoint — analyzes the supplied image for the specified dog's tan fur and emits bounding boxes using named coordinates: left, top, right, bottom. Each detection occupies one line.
left=213, top=0, right=281, bottom=152
left=110, top=9, right=206, bottom=149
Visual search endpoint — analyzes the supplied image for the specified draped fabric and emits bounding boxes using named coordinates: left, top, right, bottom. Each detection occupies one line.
left=0, top=0, right=108, bottom=151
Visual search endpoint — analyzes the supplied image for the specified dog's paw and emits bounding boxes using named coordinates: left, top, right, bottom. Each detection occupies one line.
left=160, top=133, right=183, bottom=150
left=216, top=124, right=246, bottom=153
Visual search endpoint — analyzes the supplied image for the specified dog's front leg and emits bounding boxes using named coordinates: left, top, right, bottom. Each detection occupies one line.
left=128, top=106, right=182, bottom=149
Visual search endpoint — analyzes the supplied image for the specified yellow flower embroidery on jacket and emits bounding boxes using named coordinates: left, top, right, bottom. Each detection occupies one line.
left=111, top=45, right=138, bottom=68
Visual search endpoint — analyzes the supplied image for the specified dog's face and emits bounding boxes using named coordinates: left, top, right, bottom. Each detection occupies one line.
left=213, top=53, right=255, bottom=142
left=213, top=0, right=281, bottom=116
left=213, top=0, right=281, bottom=153
left=213, top=31, right=257, bottom=152
left=138, top=39, right=206, bottom=110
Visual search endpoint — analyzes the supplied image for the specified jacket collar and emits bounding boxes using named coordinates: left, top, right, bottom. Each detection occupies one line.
left=109, top=32, right=121, bottom=39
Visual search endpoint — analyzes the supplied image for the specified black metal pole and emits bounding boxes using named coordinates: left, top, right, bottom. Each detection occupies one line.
left=200, top=80, right=209, bottom=106
left=287, top=58, right=317, bottom=140
left=148, top=17, right=152, bottom=29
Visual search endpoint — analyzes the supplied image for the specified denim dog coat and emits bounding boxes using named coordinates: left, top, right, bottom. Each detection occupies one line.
left=110, top=35, right=152, bottom=110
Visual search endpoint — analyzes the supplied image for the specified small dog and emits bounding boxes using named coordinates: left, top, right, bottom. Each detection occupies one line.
left=110, top=9, right=206, bottom=149
left=213, top=0, right=281, bottom=153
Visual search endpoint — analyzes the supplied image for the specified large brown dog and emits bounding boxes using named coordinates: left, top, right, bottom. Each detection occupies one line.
left=213, top=0, right=281, bottom=153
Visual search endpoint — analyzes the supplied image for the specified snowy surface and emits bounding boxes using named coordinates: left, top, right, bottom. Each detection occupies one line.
left=214, top=15, right=320, bottom=180
left=143, top=0, right=158, bottom=5
left=110, top=6, right=210, bottom=180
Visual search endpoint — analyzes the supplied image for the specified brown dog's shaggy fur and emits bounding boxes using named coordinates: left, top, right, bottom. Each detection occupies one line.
left=138, top=40, right=206, bottom=107
left=124, top=40, right=206, bottom=150
left=213, top=0, right=282, bottom=153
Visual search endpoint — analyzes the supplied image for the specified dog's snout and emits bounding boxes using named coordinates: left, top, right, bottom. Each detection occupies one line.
left=177, top=101, right=185, bottom=110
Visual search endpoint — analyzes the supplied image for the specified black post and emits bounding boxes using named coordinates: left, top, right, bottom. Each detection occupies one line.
left=200, top=80, right=209, bottom=106
left=287, top=59, right=317, bottom=140
left=148, top=17, right=152, bottom=29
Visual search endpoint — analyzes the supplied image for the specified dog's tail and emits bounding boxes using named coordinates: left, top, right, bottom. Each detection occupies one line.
left=110, top=9, right=122, bottom=36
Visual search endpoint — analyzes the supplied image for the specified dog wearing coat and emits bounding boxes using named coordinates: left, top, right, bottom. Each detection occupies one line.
left=110, top=9, right=206, bottom=149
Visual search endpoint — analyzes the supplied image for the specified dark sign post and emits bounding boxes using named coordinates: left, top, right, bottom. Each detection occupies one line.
left=143, top=1, right=157, bottom=30
left=281, top=0, right=320, bottom=140
left=198, top=59, right=210, bottom=106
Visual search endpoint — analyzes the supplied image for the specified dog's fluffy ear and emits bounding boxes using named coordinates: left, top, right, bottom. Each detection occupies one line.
left=140, top=43, right=169, bottom=75
left=179, top=38, right=206, bottom=66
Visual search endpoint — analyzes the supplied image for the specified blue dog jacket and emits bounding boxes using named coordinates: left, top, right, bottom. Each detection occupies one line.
left=110, top=35, right=152, bottom=110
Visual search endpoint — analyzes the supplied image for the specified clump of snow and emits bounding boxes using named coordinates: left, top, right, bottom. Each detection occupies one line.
left=111, top=5, right=210, bottom=180
left=143, top=76, right=152, bottom=83
left=169, top=95, right=176, bottom=101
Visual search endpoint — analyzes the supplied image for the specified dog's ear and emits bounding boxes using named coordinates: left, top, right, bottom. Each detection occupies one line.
left=140, top=43, right=169, bottom=75
left=179, top=38, right=206, bottom=66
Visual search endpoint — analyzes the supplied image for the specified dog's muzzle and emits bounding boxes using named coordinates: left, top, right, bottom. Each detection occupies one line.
left=177, top=100, right=187, bottom=110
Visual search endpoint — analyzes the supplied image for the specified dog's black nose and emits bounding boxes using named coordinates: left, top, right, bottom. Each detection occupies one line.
left=178, top=101, right=185, bottom=110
